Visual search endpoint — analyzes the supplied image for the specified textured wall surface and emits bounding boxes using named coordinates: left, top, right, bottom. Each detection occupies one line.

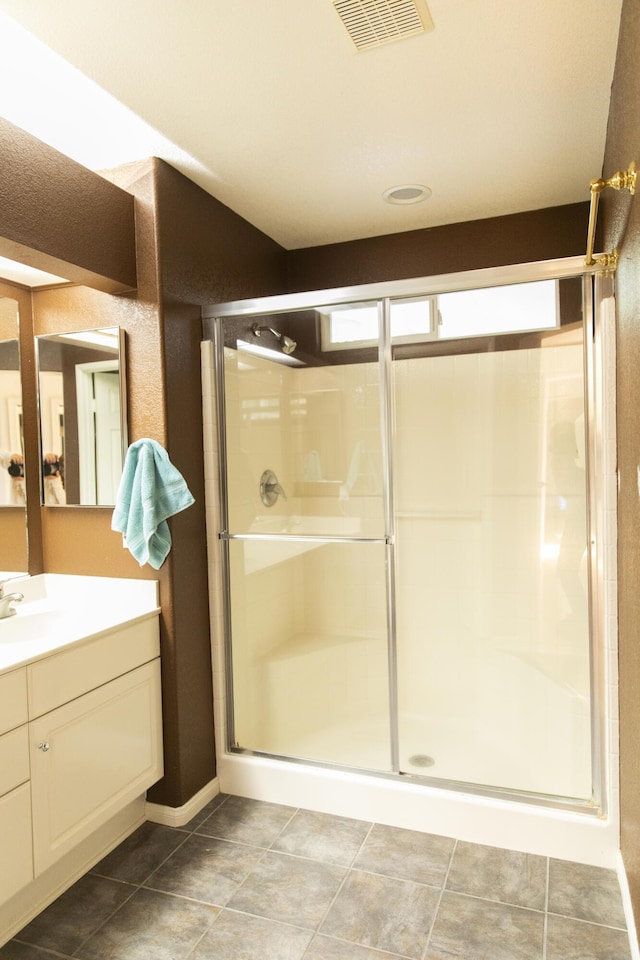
left=601, top=0, right=640, bottom=936
left=0, top=118, right=136, bottom=293
left=287, top=203, right=590, bottom=292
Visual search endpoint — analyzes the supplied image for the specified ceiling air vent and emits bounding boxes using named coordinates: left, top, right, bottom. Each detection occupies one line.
left=333, top=0, right=434, bottom=51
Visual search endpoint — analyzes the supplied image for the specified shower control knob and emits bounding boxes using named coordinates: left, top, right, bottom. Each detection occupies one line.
left=37, top=742, right=51, bottom=752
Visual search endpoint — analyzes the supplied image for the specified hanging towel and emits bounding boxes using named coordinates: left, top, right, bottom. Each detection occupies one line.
left=112, top=438, right=195, bottom=569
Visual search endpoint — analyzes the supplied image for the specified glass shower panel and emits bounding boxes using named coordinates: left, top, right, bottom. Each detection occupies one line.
left=223, top=309, right=385, bottom=540
left=394, top=300, right=592, bottom=798
left=227, top=538, right=391, bottom=770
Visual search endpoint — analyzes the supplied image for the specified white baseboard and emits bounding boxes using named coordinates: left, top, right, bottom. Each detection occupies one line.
left=145, top=777, right=220, bottom=828
left=617, top=852, right=640, bottom=960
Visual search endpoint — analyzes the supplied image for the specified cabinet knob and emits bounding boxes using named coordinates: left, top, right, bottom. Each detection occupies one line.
left=38, top=742, right=51, bottom=752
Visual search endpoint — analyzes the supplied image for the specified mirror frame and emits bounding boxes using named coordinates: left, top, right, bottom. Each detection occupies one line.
left=0, top=291, right=28, bottom=576
left=35, top=326, right=128, bottom=507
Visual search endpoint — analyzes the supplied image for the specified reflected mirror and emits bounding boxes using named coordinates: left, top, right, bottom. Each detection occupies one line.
left=36, top=327, right=127, bottom=506
left=0, top=295, right=27, bottom=576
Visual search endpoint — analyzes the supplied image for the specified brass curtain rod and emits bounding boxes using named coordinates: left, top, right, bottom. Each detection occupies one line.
left=585, top=161, right=637, bottom=271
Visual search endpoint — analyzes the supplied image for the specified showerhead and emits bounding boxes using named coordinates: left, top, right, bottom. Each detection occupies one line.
left=251, top=323, right=297, bottom=356
left=280, top=335, right=297, bottom=355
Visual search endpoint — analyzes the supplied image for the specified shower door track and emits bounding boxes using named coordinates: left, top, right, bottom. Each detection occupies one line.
left=208, top=255, right=610, bottom=818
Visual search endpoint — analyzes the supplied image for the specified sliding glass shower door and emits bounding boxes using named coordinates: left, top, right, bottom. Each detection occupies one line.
left=212, top=265, right=595, bottom=804
left=392, top=282, right=591, bottom=798
left=219, top=312, right=391, bottom=771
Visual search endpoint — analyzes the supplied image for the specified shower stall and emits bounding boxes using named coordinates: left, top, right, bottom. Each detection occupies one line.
left=202, top=257, right=618, bottom=864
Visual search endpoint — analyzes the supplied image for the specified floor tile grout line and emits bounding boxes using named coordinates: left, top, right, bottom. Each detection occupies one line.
left=420, top=837, right=458, bottom=960
left=187, top=827, right=277, bottom=852
left=429, top=886, right=547, bottom=916
left=545, top=910, right=629, bottom=932
left=68, top=882, right=141, bottom=957
left=181, top=900, right=222, bottom=960
left=191, top=791, right=231, bottom=831
left=304, top=931, right=423, bottom=960
left=299, top=820, right=378, bottom=958
left=542, top=856, right=550, bottom=960
left=221, top=903, right=335, bottom=936
left=302, top=820, right=375, bottom=960
left=128, top=826, right=194, bottom=891
left=266, top=805, right=301, bottom=850
left=12, top=941, right=76, bottom=960
left=73, top=827, right=195, bottom=956
left=16, top=877, right=142, bottom=960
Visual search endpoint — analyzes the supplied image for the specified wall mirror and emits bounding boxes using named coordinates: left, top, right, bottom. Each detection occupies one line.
left=0, top=295, right=28, bottom=576
left=36, top=326, right=127, bottom=506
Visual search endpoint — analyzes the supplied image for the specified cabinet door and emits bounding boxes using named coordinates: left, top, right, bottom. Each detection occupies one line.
left=30, top=659, right=163, bottom=875
left=0, top=783, right=33, bottom=901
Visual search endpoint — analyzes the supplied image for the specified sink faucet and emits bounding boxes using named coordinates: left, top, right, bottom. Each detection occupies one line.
left=0, top=591, right=23, bottom=619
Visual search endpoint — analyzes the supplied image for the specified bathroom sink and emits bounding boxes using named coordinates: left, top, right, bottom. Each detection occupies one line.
left=0, top=574, right=160, bottom=672
left=0, top=603, right=72, bottom=644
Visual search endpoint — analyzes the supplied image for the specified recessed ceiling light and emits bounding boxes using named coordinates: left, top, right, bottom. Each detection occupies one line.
left=383, top=184, right=432, bottom=205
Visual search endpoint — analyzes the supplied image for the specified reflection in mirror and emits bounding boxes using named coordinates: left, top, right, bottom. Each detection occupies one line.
left=0, top=295, right=28, bottom=577
left=36, top=327, right=127, bottom=506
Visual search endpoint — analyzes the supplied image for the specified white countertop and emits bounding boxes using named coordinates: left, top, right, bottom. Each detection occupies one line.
left=0, top=574, right=160, bottom=675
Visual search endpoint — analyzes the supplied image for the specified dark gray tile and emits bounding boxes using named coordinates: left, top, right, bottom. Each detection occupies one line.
left=272, top=809, right=371, bottom=866
left=353, top=823, right=454, bottom=886
left=227, top=851, right=346, bottom=929
left=446, top=841, right=547, bottom=910
left=196, top=795, right=295, bottom=847
left=189, top=908, right=313, bottom=959
left=15, top=875, right=134, bottom=956
left=321, top=869, right=439, bottom=960
left=74, top=887, right=219, bottom=960
left=546, top=914, right=632, bottom=960
left=425, top=891, right=544, bottom=960
left=91, top=822, right=187, bottom=884
left=0, top=943, right=68, bottom=960
left=548, top=859, right=627, bottom=928
left=305, top=934, right=408, bottom=959
left=182, top=793, right=229, bottom=830
left=144, top=834, right=264, bottom=906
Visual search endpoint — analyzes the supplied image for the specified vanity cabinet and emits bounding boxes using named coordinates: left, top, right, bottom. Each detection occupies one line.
left=0, top=668, right=33, bottom=902
left=30, top=658, right=162, bottom=874
left=0, top=613, right=162, bottom=903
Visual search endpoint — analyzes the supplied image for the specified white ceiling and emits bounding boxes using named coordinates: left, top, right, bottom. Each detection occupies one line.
left=0, top=0, right=624, bottom=251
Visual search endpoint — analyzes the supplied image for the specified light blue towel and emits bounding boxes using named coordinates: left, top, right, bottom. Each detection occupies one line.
left=112, top=439, right=195, bottom=570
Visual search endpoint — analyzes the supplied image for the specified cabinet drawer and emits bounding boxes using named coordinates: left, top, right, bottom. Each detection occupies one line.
left=0, top=724, right=29, bottom=796
left=0, top=668, right=28, bottom=735
left=31, top=658, right=163, bottom=874
left=28, top=616, right=160, bottom=718
left=0, top=782, right=33, bottom=901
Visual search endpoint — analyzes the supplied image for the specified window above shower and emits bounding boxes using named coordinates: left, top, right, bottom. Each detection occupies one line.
left=320, top=279, right=559, bottom=350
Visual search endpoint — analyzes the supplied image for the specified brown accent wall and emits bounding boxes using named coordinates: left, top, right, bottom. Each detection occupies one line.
left=600, top=0, right=640, bottom=936
left=287, top=202, right=590, bottom=291
left=4, top=137, right=287, bottom=808
left=0, top=119, right=136, bottom=294
left=149, top=161, right=287, bottom=802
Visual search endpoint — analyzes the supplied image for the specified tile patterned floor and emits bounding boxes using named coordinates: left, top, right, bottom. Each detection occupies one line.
left=0, top=794, right=632, bottom=960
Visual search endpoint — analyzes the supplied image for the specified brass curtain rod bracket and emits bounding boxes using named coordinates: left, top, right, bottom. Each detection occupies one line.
left=585, top=161, right=637, bottom=271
